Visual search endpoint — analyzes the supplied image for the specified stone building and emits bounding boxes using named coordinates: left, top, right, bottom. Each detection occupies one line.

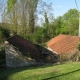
left=5, top=35, right=41, bottom=68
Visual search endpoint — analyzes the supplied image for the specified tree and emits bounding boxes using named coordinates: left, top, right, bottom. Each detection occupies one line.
left=7, top=0, right=16, bottom=13
left=0, top=23, right=10, bottom=43
left=53, top=16, right=63, bottom=35
left=44, top=12, right=49, bottom=29
left=62, top=9, right=79, bottom=35
left=52, top=9, right=79, bottom=36
left=7, top=0, right=39, bottom=35
left=38, top=1, right=54, bottom=23
left=26, top=0, right=39, bottom=34
left=37, top=1, right=54, bottom=39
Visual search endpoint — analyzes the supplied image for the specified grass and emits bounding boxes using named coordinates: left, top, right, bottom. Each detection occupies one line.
left=0, top=62, right=80, bottom=80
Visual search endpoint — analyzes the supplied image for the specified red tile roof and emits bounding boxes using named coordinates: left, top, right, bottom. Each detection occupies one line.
left=47, top=34, right=80, bottom=54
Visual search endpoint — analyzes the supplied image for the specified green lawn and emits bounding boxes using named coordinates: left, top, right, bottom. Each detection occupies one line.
left=0, top=62, right=80, bottom=80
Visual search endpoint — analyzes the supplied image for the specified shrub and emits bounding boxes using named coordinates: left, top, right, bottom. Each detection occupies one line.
left=0, top=59, right=5, bottom=64
left=76, top=42, right=80, bottom=51
left=59, top=49, right=80, bottom=62
left=0, top=48, right=5, bottom=65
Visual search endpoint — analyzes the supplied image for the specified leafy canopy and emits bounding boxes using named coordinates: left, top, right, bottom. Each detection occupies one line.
left=7, top=0, right=16, bottom=13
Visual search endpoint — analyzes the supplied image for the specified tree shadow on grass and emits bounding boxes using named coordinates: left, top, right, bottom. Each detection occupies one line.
left=42, top=68, right=80, bottom=80
left=0, top=64, right=55, bottom=80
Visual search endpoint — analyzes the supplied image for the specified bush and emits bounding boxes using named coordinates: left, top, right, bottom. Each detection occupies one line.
left=70, top=50, right=80, bottom=61
left=0, top=48, right=5, bottom=65
left=76, top=42, right=80, bottom=51
left=0, top=59, right=5, bottom=64
left=59, top=49, right=80, bottom=62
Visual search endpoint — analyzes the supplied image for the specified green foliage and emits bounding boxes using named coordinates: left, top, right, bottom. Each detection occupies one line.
left=0, top=24, right=10, bottom=43
left=7, top=0, right=39, bottom=34
left=61, top=9, right=79, bottom=35
left=76, top=42, right=80, bottom=51
left=53, top=16, right=63, bottom=35
left=0, top=48, right=5, bottom=65
left=0, top=27, right=10, bottom=38
left=0, top=32, right=4, bottom=43
left=29, top=12, right=35, bottom=34
left=28, top=0, right=39, bottom=34
left=21, top=26, right=49, bottom=44
left=7, top=0, right=16, bottom=13
left=30, top=27, right=51, bottom=43
left=44, top=12, right=49, bottom=28
left=59, top=49, right=80, bottom=62
left=52, top=9, right=79, bottom=36
left=6, top=2, right=80, bottom=45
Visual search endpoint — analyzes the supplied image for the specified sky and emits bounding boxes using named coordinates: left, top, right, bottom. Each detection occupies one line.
left=0, top=0, right=80, bottom=22
left=0, top=0, right=6, bottom=22
left=43, top=0, right=80, bottom=18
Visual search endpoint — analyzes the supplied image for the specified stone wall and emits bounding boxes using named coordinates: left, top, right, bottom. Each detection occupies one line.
left=5, top=41, right=37, bottom=68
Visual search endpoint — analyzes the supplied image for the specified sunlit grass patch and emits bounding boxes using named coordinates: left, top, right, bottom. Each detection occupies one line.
left=0, top=62, right=80, bottom=80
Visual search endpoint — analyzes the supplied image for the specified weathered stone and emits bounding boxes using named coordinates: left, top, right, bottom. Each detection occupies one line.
left=5, top=41, right=36, bottom=68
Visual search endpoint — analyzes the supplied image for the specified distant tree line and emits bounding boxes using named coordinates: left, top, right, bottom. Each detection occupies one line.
left=0, top=0, right=79, bottom=45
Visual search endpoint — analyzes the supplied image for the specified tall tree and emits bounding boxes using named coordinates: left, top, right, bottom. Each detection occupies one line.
left=52, top=8, right=79, bottom=36
left=44, top=12, right=49, bottom=28
left=7, top=0, right=39, bottom=35
left=38, top=1, right=54, bottom=39
left=7, top=0, right=16, bottom=13
left=62, top=9, right=79, bottom=35
left=27, top=0, right=39, bottom=34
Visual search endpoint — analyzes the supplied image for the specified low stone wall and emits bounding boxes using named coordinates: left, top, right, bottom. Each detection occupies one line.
left=5, top=41, right=37, bottom=68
